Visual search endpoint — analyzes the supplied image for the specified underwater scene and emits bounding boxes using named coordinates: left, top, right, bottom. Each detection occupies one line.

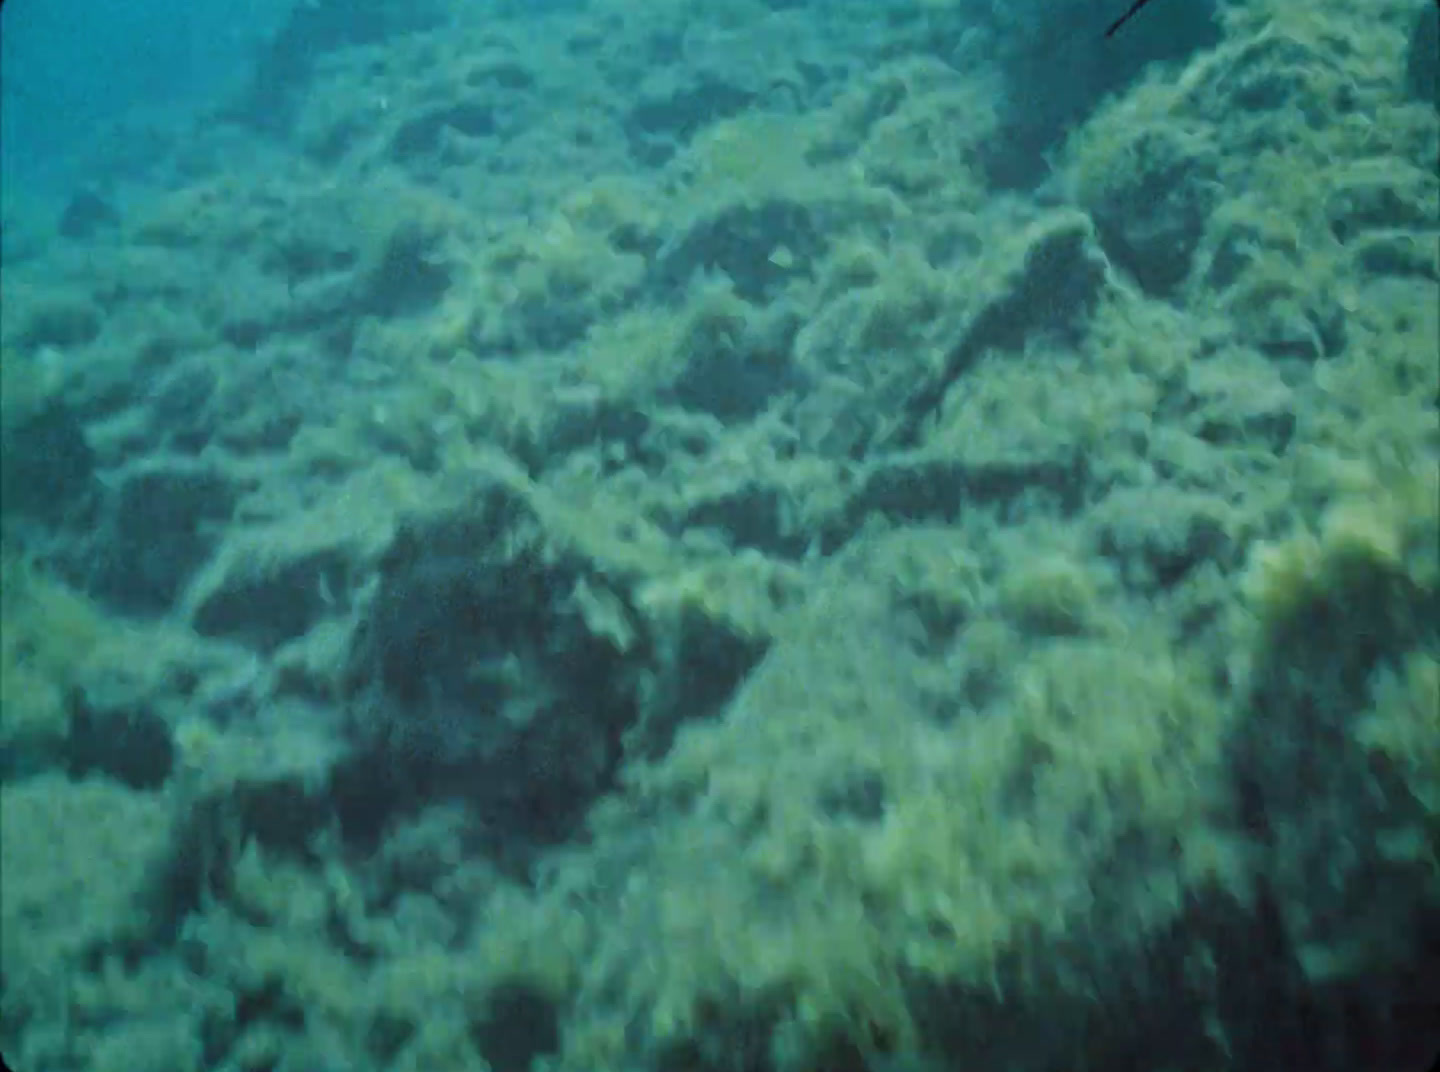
left=1, top=0, right=1437, bottom=1069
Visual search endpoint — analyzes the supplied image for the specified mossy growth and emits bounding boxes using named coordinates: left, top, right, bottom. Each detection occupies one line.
left=0, top=346, right=65, bottom=429
left=1235, top=467, right=1438, bottom=984
left=545, top=636, right=1233, bottom=1072
left=1356, top=650, right=1440, bottom=818
left=997, top=550, right=1107, bottom=636
left=1242, top=470, right=1438, bottom=661
left=0, top=557, right=109, bottom=774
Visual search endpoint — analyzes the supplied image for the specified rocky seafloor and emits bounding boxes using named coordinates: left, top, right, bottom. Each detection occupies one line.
left=1, top=1, right=1437, bottom=1070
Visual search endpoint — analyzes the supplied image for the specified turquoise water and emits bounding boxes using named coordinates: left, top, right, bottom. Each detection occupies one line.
left=1, top=0, right=290, bottom=192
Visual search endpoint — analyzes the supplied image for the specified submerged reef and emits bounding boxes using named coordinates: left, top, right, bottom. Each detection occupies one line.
left=1, top=0, right=1436, bottom=1070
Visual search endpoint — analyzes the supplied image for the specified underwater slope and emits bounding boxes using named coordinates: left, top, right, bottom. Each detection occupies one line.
left=1, top=0, right=1437, bottom=1070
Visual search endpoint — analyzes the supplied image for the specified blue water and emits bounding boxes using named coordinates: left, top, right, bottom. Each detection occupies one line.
left=0, top=0, right=292, bottom=198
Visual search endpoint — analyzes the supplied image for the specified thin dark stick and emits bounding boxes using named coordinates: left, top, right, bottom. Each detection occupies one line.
left=1104, top=0, right=1158, bottom=37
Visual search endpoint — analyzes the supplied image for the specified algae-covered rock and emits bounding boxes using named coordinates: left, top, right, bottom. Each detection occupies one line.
left=0, top=349, right=96, bottom=531
left=1237, top=474, right=1439, bottom=984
